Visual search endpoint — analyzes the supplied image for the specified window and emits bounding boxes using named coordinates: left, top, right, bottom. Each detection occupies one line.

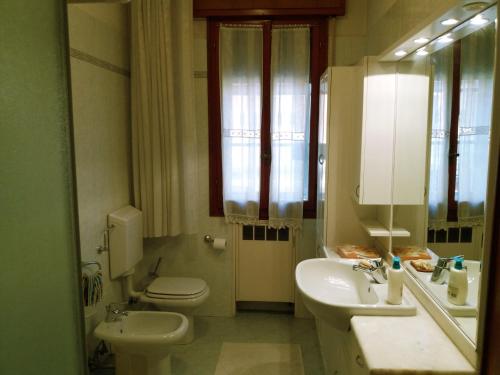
left=207, top=19, right=328, bottom=221
left=429, top=23, right=495, bottom=224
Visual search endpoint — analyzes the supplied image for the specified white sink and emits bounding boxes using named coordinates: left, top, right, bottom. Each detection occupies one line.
left=296, top=258, right=416, bottom=330
left=405, top=259, right=480, bottom=317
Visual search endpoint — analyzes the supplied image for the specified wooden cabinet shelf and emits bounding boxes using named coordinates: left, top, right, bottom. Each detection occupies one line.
left=360, top=219, right=410, bottom=238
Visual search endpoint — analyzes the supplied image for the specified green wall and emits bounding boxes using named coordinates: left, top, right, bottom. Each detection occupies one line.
left=0, top=1, right=86, bottom=374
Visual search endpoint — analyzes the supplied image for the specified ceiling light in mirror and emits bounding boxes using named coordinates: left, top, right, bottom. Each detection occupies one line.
left=416, top=48, right=429, bottom=56
left=414, top=37, right=430, bottom=44
left=394, top=50, right=407, bottom=57
left=441, top=18, right=459, bottom=26
left=437, top=33, right=454, bottom=44
left=470, top=14, right=489, bottom=25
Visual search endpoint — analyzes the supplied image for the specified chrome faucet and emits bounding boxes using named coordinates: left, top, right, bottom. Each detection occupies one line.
left=431, top=255, right=464, bottom=284
left=353, top=257, right=388, bottom=284
left=105, top=303, right=128, bottom=322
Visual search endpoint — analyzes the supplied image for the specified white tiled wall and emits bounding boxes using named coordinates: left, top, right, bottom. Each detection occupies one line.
left=68, top=3, right=131, bottom=350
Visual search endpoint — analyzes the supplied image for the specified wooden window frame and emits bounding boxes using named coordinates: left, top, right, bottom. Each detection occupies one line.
left=207, top=17, right=328, bottom=219
left=447, top=40, right=462, bottom=222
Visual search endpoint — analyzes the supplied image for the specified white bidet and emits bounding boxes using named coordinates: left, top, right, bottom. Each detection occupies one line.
left=94, top=310, right=188, bottom=375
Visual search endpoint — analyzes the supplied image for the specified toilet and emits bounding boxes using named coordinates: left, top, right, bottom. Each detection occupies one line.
left=139, top=276, right=210, bottom=343
left=108, top=205, right=210, bottom=344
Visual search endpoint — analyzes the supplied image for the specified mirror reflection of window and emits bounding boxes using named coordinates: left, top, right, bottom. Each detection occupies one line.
left=428, top=23, right=495, bottom=260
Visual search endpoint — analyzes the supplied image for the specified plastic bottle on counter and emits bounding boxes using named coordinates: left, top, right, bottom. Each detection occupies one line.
left=447, top=256, right=468, bottom=305
left=387, top=256, right=403, bottom=305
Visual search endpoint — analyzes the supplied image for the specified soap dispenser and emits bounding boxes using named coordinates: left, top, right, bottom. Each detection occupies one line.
left=387, top=256, right=403, bottom=305
left=447, top=256, right=468, bottom=305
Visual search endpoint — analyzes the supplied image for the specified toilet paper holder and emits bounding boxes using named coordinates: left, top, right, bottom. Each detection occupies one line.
left=203, top=234, right=215, bottom=244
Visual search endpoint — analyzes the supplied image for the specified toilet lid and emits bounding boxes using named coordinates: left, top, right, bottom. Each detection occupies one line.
left=147, top=277, right=207, bottom=296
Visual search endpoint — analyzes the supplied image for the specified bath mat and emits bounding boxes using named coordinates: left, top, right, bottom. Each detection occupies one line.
left=214, top=342, right=305, bottom=375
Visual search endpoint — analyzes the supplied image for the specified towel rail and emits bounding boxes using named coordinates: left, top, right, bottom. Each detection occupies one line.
left=81, top=261, right=102, bottom=270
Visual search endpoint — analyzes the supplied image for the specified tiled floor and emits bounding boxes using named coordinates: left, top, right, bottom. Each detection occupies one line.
left=214, top=343, right=305, bottom=375
left=91, top=311, right=324, bottom=375
left=171, top=312, right=324, bottom=375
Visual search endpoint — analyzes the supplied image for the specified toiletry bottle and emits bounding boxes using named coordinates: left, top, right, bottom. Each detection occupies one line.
left=387, top=256, right=403, bottom=305
left=447, top=256, right=468, bottom=305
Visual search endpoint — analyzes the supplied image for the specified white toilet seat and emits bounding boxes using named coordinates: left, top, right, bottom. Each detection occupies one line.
left=145, top=289, right=207, bottom=300
left=140, top=276, right=210, bottom=309
left=145, top=277, right=208, bottom=298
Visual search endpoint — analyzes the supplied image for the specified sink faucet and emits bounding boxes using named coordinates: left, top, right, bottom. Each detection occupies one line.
left=431, top=255, right=464, bottom=284
left=353, top=257, right=388, bottom=284
left=105, top=303, right=128, bottom=322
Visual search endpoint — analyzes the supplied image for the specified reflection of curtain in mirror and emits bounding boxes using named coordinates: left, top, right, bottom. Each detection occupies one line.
left=429, top=46, right=453, bottom=228
left=220, top=26, right=262, bottom=224
left=269, top=27, right=310, bottom=229
left=457, top=24, right=495, bottom=223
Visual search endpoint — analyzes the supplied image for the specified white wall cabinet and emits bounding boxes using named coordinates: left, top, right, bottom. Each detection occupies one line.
left=316, top=58, right=429, bottom=248
left=316, top=66, right=376, bottom=250
left=355, top=56, right=397, bottom=205
left=318, top=57, right=429, bottom=208
left=393, top=59, right=430, bottom=205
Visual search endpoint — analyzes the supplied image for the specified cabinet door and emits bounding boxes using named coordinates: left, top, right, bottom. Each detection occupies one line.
left=359, top=57, right=397, bottom=205
left=393, top=59, right=430, bottom=204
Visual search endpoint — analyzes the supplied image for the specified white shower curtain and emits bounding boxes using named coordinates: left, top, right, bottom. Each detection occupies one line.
left=219, top=26, right=263, bottom=224
left=269, top=27, right=310, bottom=229
left=429, top=46, right=453, bottom=228
left=456, top=24, right=495, bottom=223
left=131, top=0, right=199, bottom=237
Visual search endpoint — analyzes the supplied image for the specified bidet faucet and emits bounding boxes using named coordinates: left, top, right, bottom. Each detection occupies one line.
left=105, top=303, right=128, bottom=322
left=352, top=257, right=388, bottom=284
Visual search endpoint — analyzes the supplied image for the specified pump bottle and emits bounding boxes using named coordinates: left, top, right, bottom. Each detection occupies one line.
left=387, top=256, right=403, bottom=305
left=447, top=256, right=468, bottom=305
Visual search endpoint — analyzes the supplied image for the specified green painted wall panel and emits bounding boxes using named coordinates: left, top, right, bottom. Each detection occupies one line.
left=0, top=1, right=86, bottom=374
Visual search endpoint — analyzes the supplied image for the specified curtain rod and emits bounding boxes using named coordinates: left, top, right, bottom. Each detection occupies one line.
left=67, top=0, right=131, bottom=4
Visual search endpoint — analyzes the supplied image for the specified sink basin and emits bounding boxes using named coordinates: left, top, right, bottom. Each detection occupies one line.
left=296, top=258, right=416, bottom=330
left=405, top=259, right=480, bottom=317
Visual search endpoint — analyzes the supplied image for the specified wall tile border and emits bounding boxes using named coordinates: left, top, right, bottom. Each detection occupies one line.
left=70, top=48, right=130, bottom=78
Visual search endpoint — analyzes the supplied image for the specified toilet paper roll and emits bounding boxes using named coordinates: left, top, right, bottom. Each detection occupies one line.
left=213, top=238, right=227, bottom=250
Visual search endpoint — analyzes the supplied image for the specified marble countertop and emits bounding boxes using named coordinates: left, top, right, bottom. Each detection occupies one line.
left=350, top=287, right=475, bottom=374
left=321, top=246, right=475, bottom=374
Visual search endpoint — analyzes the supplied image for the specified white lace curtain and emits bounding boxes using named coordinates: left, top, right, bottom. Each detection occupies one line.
left=219, top=26, right=310, bottom=229
left=220, top=26, right=262, bottom=225
left=428, top=24, right=495, bottom=228
left=131, top=0, right=199, bottom=237
left=456, top=24, right=495, bottom=223
left=269, top=28, right=310, bottom=229
left=429, top=46, right=453, bottom=227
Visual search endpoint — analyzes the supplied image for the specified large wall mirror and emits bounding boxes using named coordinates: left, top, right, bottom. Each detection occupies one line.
left=393, top=4, right=497, bottom=347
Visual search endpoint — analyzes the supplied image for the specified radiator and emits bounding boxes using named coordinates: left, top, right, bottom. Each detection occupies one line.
left=235, top=224, right=295, bottom=303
